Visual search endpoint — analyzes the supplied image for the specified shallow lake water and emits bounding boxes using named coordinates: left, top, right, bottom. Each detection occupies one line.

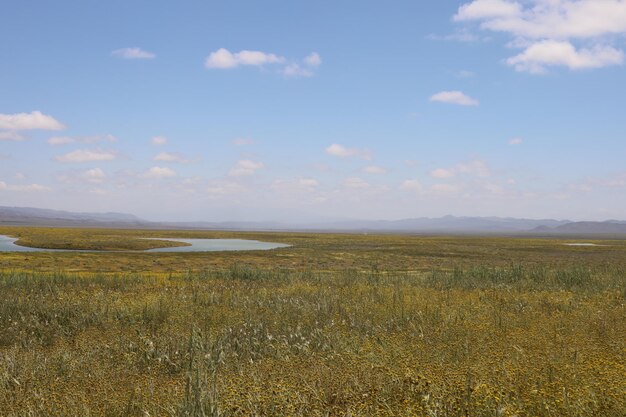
left=144, top=238, right=290, bottom=252
left=562, top=243, right=604, bottom=247
left=0, top=235, right=54, bottom=252
left=0, top=235, right=290, bottom=253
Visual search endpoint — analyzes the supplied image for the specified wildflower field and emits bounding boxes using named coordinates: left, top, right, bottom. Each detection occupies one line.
left=0, top=227, right=624, bottom=416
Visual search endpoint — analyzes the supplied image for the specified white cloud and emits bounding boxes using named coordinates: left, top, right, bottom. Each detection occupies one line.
left=112, top=47, right=156, bottom=59
left=206, top=49, right=322, bottom=77
left=228, top=160, right=264, bottom=177
left=456, top=159, right=492, bottom=177
left=325, top=144, right=372, bottom=160
left=54, top=149, right=117, bottom=163
left=205, top=48, right=285, bottom=69
left=299, top=178, right=319, bottom=187
left=58, top=168, right=107, bottom=184
left=0, top=111, right=65, bottom=130
left=304, top=52, right=322, bottom=67
left=506, top=41, right=624, bottom=73
left=431, top=168, right=456, bottom=179
left=0, top=181, right=51, bottom=192
left=142, top=166, right=177, bottom=179
left=343, top=177, right=370, bottom=189
left=153, top=152, right=192, bottom=164
left=282, top=52, right=323, bottom=77
left=0, top=131, right=27, bottom=141
left=83, top=168, right=106, bottom=183
left=271, top=178, right=320, bottom=193
left=456, top=0, right=626, bottom=39
left=509, top=137, right=524, bottom=145
left=431, top=183, right=461, bottom=193
left=206, top=181, right=246, bottom=196
left=454, top=0, right=626, bottom=73
left=429, top=91, right=479, bottom=106
left=400, top=179, right=423, bottom=191
left=48, top=134, right=117, bottom=146
left=454, top=0, right=522, bottom=21
left=232, top=137, right=255, bottom=146
left=363, top=165, right=387, bottom=174
left=282, top=63, right=314, bottom=77
left=431, top=159, right=492, bottom=179
left=151, top=136, right=168, bottom=146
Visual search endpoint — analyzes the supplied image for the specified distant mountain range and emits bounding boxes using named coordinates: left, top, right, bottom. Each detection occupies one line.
left=0, top=206, right=143, bottom=227
left=1, top=206, right=625, bottom=236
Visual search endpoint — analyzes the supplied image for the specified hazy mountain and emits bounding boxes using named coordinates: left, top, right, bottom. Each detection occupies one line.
left=532, top=221, right=626, bottom=235
left=0, top=206, right=143, bottom=226
left=306, top=215, right=570, bottom=232
left=2, top=206, right=625, bottom=236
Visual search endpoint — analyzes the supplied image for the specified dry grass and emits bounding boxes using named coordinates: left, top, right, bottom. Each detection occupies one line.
left=0, top=228, right=624, bottom=416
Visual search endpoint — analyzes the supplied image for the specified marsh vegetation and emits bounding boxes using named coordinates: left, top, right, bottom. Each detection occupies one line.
left=0, top=227, right=624, bottom=416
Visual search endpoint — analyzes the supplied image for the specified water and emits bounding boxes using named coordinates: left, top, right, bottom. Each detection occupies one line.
left=0, top=235, right=57, bottom=252
left=0, top=235, right=290, bottom=253
left=144, top=238, right=291, bottom=252
left=563, top=243, right=604, bottom=247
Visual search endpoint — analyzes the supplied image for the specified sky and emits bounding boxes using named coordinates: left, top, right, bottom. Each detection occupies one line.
left=1, top=0, right=625, bottom=222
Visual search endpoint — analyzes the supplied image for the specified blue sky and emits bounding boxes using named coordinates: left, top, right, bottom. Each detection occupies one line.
left=1, top=0, right=625, bottom=221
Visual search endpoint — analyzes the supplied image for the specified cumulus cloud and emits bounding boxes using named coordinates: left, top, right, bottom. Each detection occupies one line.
left=58, top=168, right=107, bottom=184
left=0, top=181, right=51, bottom=192
left=205, top=48, right=285, bottom=69
left=509, top=137, right=524, bottom=145
left=430, top=91, right=479, bottom=106
left=271, top=178, right=320, bottom=193
left=400, top=179, right=423, bottom=191
left=454, top=0, right=626, bottom=73
left=0, top=131, right=27, bottom=141
left=83, top=168, right=106, bottom=183
left=431, top=159, right=492, bottom=179
left=151, top=136, right=168, bottom=146
left=228, top=160, right=264, bottom=177
left=205, top=48, right=322, bottom=77
left=282, top=52, right=323, bottom=77
left=506, top=41, right=624, bottom=73
left=343, top=177, right=370, bottom=189
left=48, top=134, right=117, bottom=146
left=206, top=181, right=247, bottom=196
left=282, top=63, right=314, bottom=77
left=325, top=144, right=372, bottom=160
left=54, top=149, right=117, bottom=163
left=431, top=168, right=456, bottom=179
left=304, top=52, right=322, bottom=67
left=153, top=152, right=193, bottom=164
left=455, top=0, right=626, bottom=39
left=142, top=166, right=177, bottom=179
left=454, top=0, right=522, bottom=21
left=0, top=111, right=65, bottom=130
left=431, top=183, right=461, bottom=193
left=112, top=47, right=156, bottom=59
left=363, top=165, right=387, bottom=174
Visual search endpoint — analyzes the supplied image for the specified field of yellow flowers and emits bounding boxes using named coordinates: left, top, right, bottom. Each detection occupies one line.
left=0, top=228, right=624, bottom=416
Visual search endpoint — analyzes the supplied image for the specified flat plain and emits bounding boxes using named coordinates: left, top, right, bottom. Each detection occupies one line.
left=0, top=227, right=624, bottom=416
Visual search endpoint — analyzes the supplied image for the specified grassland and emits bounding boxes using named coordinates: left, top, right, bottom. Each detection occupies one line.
left=0, top=227, right=624, bottom=416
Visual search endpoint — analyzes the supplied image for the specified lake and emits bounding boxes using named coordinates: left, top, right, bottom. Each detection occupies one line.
left=0, top=235, right=290, bottom=253
left=144, top=238, right=291, bottom=252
